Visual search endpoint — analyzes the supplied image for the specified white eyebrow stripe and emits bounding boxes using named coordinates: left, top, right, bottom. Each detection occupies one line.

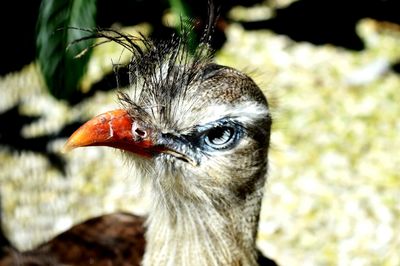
left=197, top=102, right=269, bottom=126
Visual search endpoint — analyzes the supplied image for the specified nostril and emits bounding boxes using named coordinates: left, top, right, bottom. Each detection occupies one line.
left=135, top=128, right=146, bottom=137
left=132, top=122, right=147, bottom=139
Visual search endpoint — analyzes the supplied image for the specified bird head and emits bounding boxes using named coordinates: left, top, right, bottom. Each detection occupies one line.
left=64, top=31, right=272, bottom=213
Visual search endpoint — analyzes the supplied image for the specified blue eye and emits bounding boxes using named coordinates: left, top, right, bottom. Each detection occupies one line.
left=204, top=125, right=238, bottom=150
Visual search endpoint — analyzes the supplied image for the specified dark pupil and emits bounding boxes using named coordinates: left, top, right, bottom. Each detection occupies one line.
left=208, top=127, right=233, bottom=145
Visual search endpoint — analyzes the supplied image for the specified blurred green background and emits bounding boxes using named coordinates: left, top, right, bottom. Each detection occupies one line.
left=1, top=0, right=399, bottom=265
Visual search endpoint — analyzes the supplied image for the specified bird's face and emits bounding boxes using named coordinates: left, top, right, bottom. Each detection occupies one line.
left=65, top=39, right=271, bottom=208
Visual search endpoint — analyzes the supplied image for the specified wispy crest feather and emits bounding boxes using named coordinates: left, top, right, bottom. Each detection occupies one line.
left=117, top=27, right=214, bottom=127
left=72, top=14, right=217, bottom=128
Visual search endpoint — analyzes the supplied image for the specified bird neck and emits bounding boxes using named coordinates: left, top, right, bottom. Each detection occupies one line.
left=142, top=185, right=264, bottom=266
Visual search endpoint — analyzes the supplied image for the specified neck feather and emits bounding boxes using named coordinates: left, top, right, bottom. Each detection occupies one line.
left=142, top=186, right=264, bottom=266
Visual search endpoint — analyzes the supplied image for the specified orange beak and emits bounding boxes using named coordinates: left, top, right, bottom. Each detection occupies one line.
left=63, top=109, right=155, bottom=157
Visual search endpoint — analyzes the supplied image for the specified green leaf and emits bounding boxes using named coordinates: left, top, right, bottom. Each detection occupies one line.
left=168, top=0, right=197, bottom=53
left=36, top=0, right=97, bottom=101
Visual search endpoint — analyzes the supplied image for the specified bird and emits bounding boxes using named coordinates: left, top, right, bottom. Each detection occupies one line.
left=0, top=19, right=276, bottom=266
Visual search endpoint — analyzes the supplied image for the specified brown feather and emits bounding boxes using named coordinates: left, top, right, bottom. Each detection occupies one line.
left=1, top=213, right=145, bottom=266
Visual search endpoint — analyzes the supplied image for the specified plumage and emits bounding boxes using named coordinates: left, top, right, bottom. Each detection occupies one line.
left=1, top=213, right=145, bottom=266
left=1, top=12, right=277, bottom=266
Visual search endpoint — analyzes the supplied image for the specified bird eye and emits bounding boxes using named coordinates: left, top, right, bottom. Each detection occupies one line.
left=204, top=126, right=237, bottom=150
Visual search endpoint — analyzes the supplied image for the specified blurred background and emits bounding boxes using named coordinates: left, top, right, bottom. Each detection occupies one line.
left=1, top=0, right=399, bottom=265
